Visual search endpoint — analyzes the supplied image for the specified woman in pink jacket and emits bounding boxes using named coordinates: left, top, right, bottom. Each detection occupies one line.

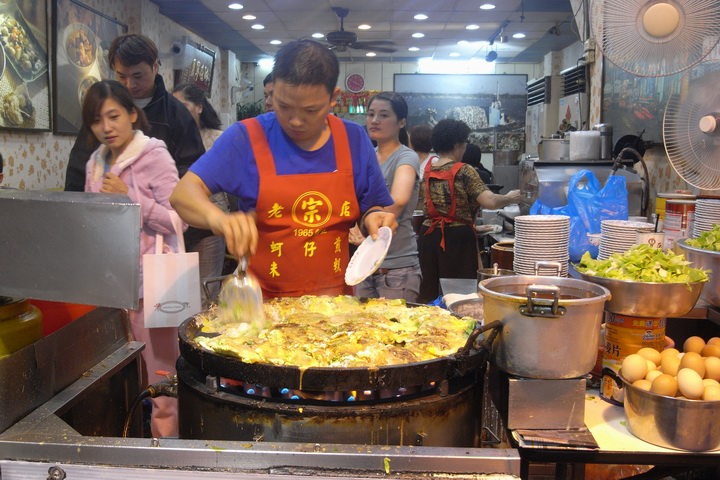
left=83, top=80, right=183, bottom=438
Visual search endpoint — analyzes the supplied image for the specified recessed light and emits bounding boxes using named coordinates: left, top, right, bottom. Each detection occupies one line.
left=228, top=3, right=243, bottom=9
left=251, top=24, right=264, bottom=30
left=312, top=32, right=325, bottom=38
left=513, top=33, right=526, bottom=39
left=358, top=24, right=371, bottom=30
left=270, top=40, right=282, bottom=45
left=449, top=52, right=460, bottom=57
left=366, top=52, right=376, bottom=57
left=414, top=14, right=428, bottom=20
left=242, top=14, right=256, bottom=20
left=408, top=46, right=420, bottom=51
left=412, top=32, right=425, bottom=38
left=457, top=40, right=469, bottom=46
left=466, top=24, right=480, bottom=30
left=480, top=3, right=496, bottom=9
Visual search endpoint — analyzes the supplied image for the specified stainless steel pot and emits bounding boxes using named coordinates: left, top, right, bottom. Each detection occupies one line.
left=539, top=137, right=569, bottom=161
left=478, top=275, right=611, bottom=379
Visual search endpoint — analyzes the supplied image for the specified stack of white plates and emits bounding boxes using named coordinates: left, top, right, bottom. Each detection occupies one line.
left=513, top=215, right=570, bottom=276
left=693, top=198, right=720, bottom=237
left=598, top=220, right=655, bottom=260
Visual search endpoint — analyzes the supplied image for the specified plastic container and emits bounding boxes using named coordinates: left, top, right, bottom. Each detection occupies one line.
left=0, top=297, right=43, bottom=358
left=600, top=312, right=666, bottom=405
left=664, top=199, right=696, bottom=250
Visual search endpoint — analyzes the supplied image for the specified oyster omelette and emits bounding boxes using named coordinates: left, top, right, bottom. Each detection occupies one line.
left=194, top=296, right=478, bottom=368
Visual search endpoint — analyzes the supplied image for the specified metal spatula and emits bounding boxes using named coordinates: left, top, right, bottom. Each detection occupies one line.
left=217, top=257, right=265, bottom=327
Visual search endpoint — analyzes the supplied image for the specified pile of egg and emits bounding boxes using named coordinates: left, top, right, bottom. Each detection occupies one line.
left=621, top=336, right=720, bottom=401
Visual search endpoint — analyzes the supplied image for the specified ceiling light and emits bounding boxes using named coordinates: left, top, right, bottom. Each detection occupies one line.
left=449, top=52, right=460, bottom=57
left=408, top=46, right=420, bottom=51
left=412, top=32, right=425, bottom=38
left=251, top=24, right=264, bottom=30
left=485, top=50, right=498, bottom=62
left=358, top=24, right=371, bottom=30
left=366, top=52, right=376, bottom=57
left=479, top=3, right=495, bottom=9
left=466, top=24, right=480, bottom=30
left=228, top=3, right=243, bottom=9
left=513, top=33, right=526, bottom=39
left=457, top=40, right=469, bottom=46
left=270, top=40, right=281, bottom=45
left=312, top=33, right=324, bottom=38
left=242, top=14, right=256, bottom=20
left=414, top=14, right=428, bottom=20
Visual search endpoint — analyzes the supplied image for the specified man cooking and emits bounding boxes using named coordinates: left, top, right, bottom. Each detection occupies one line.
left=170, top=39, right=396, bottom=297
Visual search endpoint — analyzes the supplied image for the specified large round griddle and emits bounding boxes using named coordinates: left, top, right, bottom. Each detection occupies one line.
left=178, top=308, right=493, bottom=392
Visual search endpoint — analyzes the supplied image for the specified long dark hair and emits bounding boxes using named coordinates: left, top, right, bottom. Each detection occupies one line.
left=173, top=83, right=222, bottom=130
left=367, top=91, right=409, bottom=146
left=82, top=80, right=150, bottom=143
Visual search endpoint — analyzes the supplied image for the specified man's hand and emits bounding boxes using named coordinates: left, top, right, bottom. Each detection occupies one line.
left=209, top=210, right=259, bottom=258
left=363, top=210, right=397, bottom=240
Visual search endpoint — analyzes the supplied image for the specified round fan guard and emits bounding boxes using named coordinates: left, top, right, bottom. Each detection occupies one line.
left=663, top=71, right=720, bottom=191
left=590, top=0, right=720, bottom=77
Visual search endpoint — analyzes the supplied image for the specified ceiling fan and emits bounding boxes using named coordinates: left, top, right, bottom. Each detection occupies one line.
left=325, top=7, right=397, bottom=53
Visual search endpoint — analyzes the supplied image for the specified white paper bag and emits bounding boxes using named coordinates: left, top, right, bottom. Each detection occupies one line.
left=143, top=213, right=201, bottom=328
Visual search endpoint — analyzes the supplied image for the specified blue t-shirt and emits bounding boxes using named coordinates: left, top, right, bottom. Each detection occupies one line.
left=190, top=113, right=393, bottom=213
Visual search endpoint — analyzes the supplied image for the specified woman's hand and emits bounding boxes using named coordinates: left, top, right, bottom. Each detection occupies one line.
left=504, top=189, right=523, bottom=204
left=99, top=172, right=128, bottom=195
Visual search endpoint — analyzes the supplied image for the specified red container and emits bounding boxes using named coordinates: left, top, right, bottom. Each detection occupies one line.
left=29, top=300, right=95, bottom=336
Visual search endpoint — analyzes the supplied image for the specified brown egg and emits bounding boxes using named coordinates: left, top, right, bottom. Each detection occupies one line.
left=650, top=374, right=678, bottom=397
left=633, top=379, right=652, bottom=391
left=703, top=378, right=720, bottom=388
left=701, top=344, right=720, bottom=358
left=677, top=368, right=705, bottom=399
left=708, top=337, right=720, bottom=346
left=684, top=336, right=706, bottom=354
left=637, top=347, right=662, bottom=366
left=679, top=351, right=706, bottom=378
left=702, top=384, right=720, bottom=401
left=621, top=354, right=649, bottom=383
left=660, top=355, right=681, bottom=376
left=645, top=370, right=663, bottom=383
left=660, top=347, right=680, bottom=359
left=705, top=356, right=720, bottom=382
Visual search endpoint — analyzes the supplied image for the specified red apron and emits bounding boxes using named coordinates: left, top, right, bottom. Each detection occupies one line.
left=423, top=161, right=473, bottom=250
left=243, top=116, right=359, bottom=297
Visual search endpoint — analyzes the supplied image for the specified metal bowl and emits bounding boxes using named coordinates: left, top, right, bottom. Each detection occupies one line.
left=576, top=272, right=704, bottom=317
left=676, top=238, right=720, bottom=307
left=621, top=372, right=720, bottom=451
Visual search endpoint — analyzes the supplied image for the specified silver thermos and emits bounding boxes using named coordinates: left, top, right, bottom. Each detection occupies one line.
left=593, top=123, right=613, bottom=160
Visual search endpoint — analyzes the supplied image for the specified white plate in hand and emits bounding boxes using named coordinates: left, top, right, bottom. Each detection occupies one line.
left=345, top=226, right=392, bottom=286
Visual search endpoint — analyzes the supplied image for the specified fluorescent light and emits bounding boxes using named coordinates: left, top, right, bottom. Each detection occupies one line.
left=480, top=3, right=495, bottom=9
left=414, top=14, right=428, bottom=20
left=358, top=24, right=371, bottom=30
left=228, top=3, right=243, bottom=9
left=513, top=33, right=526, bottom=39
left=242, top=14, right=256, bottom=20
left=449, top=52, right=460, bottom=57
left=457, top=40, right=469, bottom=46
left=251, top=24, right=264, bottom=30
left=258, top=58, right=274, bottom=69
left=412, top=32, right=425, bottom=38
left=466, top=24, right=480, bottom=30
left=408, top=46, right=420, bottom=51
left=312, top=32, right=325, bottom=38
left=366, top=52, right=376, bottom=57
left=270, top=40, right=281, bottom=45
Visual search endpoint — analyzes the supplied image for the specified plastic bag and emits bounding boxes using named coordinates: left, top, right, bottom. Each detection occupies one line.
left=530, top=170, right=628, bottom=262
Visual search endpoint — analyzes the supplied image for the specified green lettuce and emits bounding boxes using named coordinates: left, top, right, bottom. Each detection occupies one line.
left=686, top=224, right=720, bottom=251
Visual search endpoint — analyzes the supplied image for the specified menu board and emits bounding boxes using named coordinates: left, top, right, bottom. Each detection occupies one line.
left=0, top=0, right=50, bottom=131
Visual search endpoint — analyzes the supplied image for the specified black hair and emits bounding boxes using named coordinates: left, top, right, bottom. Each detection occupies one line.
left=461, top=142, right=483, bottom=169
left=431, top=119, right=471, bottom=154
left=272, top=39, right=339, bottom=96
left=409, top=124, right=432, bottom=153
left=108, top=34, right=158, bottom=68
left=367, top=91, right=409, bottom=146
left=263, top=72, right=273, bottom=86
left=173, top=82, right=222, bottom=130
left=82, top=80, right=150, bottom=143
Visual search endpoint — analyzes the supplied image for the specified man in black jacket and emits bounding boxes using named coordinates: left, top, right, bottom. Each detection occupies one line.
left=64, top=34, right=205, bottom=191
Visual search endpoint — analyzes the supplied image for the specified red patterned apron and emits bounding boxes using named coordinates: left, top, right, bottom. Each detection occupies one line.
left=423, top=161, right=473, bottom=250
left=243, top=116, right=358, bottom=297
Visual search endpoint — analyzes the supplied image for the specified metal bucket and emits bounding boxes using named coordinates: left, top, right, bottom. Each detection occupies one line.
left=478, top=275, right=611, bottom=379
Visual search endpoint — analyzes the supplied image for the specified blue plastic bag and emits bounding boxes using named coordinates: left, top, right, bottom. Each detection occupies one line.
left=530, top=170, right=628, bottom=261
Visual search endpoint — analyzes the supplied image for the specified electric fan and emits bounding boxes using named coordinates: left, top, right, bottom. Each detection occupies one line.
left=590, top=0, right=720, bottom=77
left=663, top=70, right=720, bottom=190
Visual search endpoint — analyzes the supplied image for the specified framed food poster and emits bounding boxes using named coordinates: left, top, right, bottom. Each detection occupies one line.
left=0, top=0, right=51, bottom=131
left=52, top=0, right=126, bottom=135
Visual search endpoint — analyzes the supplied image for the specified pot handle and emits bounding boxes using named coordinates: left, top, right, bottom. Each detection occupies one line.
left=456, top=320, right=502, bottom=357
left=534, top=261, right=562, bottom=276
left=520, top=284, right=566, bottom=317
